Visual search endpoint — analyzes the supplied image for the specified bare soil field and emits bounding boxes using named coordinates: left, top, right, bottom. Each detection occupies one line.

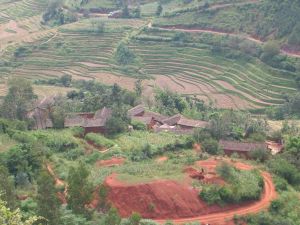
left=105, top=159, right=276, bottom=224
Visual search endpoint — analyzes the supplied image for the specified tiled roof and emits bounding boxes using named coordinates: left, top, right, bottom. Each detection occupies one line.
left=219, top=140, right=267, bottom=152
left=127, top=104, right=145, bottom=117
left=132, top=116, right=153, bottom=125
left=177, top=117, right=209, bottom=128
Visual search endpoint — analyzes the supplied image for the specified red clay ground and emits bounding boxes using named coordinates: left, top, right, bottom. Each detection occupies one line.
left=105, top=159, right=276, bottom=225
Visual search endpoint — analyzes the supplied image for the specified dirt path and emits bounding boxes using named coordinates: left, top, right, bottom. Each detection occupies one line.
left=154, top=160, right=276, bottom=225
left=46, top=163, right=67, bottom=204
left=155, top=26, right=300, bottom=58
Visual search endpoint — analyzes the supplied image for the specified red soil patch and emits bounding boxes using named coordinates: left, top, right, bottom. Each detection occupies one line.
left=46, top=164, right=67, bottom=204
left=184, top=167, right=205, bottom=180
left=105, top=159, right=276, bottom=225
left=96, top=157, right=125, bottom=167
left=156, top=156, right=168, bottom=163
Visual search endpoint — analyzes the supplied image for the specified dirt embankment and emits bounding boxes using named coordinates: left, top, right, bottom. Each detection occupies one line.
left=105, top=160, right=277, bottom=225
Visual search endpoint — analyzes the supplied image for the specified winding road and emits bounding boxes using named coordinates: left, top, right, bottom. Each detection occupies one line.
left=155, top=162, right=277, bottom=225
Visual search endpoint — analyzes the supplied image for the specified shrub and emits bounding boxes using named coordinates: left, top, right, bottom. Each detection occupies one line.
left=85, top=133, right=115, bottom=148
left=115, top=42, right=135, bottom=65
left=199, top=184, right=223, bottom=205
left=131, top=120, right=147, bottom=130
left=273, top=176, right=288, bottom=191
left=71, top=127, right=85, bottom=138
left=202, top=138, right=220, bottom=155
left=249, top=148, right=270, bottom=162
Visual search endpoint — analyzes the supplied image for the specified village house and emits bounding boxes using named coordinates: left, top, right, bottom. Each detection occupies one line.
left=27, top=96, right=56, bottom=129
left=219, top=140, right=268, bottom=158
left=64, top=107, right=112, bottom=134
left=127, top=105, right=209, bottom=133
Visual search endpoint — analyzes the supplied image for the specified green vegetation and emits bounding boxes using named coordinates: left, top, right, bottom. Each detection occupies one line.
left=200, top=163, right=264, bottom=205
left=85, top=133, right=115, bottom=148
left=1, top=0, right=300, bottom=224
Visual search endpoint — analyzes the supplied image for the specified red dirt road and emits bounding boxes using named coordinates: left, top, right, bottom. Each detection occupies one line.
left=155, top=172, right=275, bottom=224
left=106, top=160, right=276, bottom=225
left=156, top=160, right=276, bottom=224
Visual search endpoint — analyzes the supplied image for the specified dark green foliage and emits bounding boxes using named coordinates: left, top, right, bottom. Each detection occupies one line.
left=156, top=4, right=163, bottom=16
left=0, top=165, right=16, bottom=209
left=61, top=75, right=72, bottom=87
left=154, top=89, right=188, bottom=115
left=273, top=176, right=288, bottom=192
left=260, top=41, right=280, bottom=62
left=85, top=133, right=115, bottom=148
left=36, top=170, right=61, bottom=225
left=249, top=148, right=270, bottom=162
left=60, top=206, right=92, bottom=225
left=201, top=165, right=264, bottom=205
left=1, top=78, right=36, bottom=121
left=14, top=46, right=32, bottom=58
left=67, top=162, right=93, bottom=217
left=268, top=158, right=300, bottom=185
left=98, top=184, right=109, bottom=212
left=0, top=119, right=27, bottom=134
left=201, top=138, right=220, bottom=155
left=2, top=143, right=43, bottom=181
left=115, top=42, right=136, bottom=65
left=42, top=0, right=77, bottom=25
left=104, top=207, right=121, bottom=225
left=131, top=120, right=147, bottom=131
left=128, top=212, right=142, bottom=225
left=242, top=191, right=300, bottom=225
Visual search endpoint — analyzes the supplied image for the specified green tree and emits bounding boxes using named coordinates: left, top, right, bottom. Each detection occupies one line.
left=1, top=78, right=36, bottom=120
left=0, top=199, right=42, bottom=225
left=60, top=75, right=72, bottom=87
left=128, top=212, right=141, bottom=225
left=104, top=207, right=121, bottom=225
left=115, top=42, right=135, bottom=65
left=67, top=162, right=93, bottom=217
left=202, top=138, right=220, bottom=155
left=36, top=170, right=61, bottom=225
left=134, top=79, right=143, bottom=97
left=0, top=165, right=16, bottom=209
left=156, top=3, right=163, bottom=16
left=4, top=143, right=43, bottom=182
left=260, top=41, right=280, bottom=62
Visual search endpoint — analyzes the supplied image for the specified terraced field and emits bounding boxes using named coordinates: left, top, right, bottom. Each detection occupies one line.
left=0, top=0, right=48, bottom=24
left=128, top=40, right=297, bottom=109
left=1, top=18, right=148, bottom=89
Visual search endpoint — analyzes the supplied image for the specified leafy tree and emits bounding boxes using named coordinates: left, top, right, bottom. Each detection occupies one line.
left=104, top=207, right=121, bottom=225
left=202, top=138, right=220, bottom=155
left=67, top=162, right=93, bottom=217
left=36, top=170, right=61, bottom=225
left=1, top=78, right=36, bottom=120
left=0, top=165, right=16, bottom=209
left=3, top=143, right=43, bottom=182
left=249, top=148, right=270, bottom=162
left=122, top=3, right=130, bottom=18
left=60, top=75, right=72, bottom=87
left=260, top=41, right=280, bottom=62
left=0, top=199, right=42, bottom=225
left=156, top=3, right=163, bottom=16
left=288, top=23, right=300, bottom=45
left=134, top=79, right=143, bottom=97
left=115, top=42, right=135, bottom=65
left=60, top=206, right=91, bottom=225
left=128, top=212, right=142, bottom=225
